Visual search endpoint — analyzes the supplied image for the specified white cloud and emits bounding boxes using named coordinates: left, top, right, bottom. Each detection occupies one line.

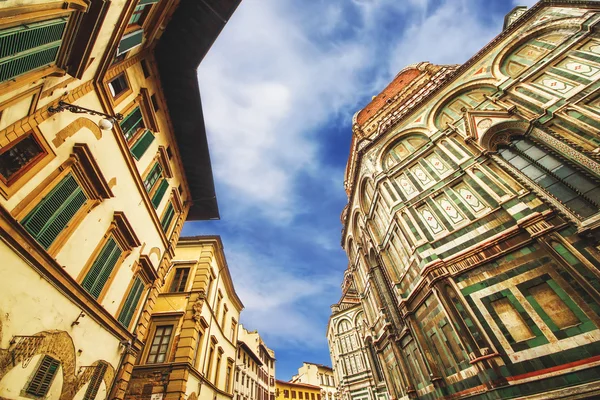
left=224, top=243, right=340, bottom=348
left=196, top=0, right=516, bottom=348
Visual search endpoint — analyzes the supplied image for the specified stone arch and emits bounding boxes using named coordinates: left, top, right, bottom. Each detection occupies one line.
left=148, top=247, right=162, bottom=267
left=73, top=360, right=115, bottom=400
left=493, top=21, right=580, bottom=80
left=52, top=117, right=103, bottom=148
left=378, top=131, right=430, bottom=170
left=359, top=177, right=375, bottom=214
left=478, top=119, right=531, bottom=151
left=0, top=330, right=77, bottom=399
left=337, top=318, right=353, bottom=334
left=354, top=311, right=365, bottom=327
left=430, top=83, right=498, bottom=131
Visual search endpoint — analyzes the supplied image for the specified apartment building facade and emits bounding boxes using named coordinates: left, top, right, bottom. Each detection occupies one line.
left=124, top=236, right=243, bottom=400
left=234, top=325, right=276, bottom=400
left=0, top=1, right=240, bottom=399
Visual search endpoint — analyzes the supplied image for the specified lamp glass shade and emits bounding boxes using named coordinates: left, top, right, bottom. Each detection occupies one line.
left=98, top=118, right=114, bottom=130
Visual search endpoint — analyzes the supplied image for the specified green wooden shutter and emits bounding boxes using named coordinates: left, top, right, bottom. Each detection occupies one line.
left=143, top=162, right=162, bottom=192
left=151, top=179, right=169, bottom=208
left=81, top=237, right=122, bottom=299
left=160, top=202, right=175, bottom=231
left=0, top=18, right=67, bottom=83
left=130, top=130, right=155, bottom=160
left=119, top=107, right=143, bottom=140
left=117, top=29, right=143, bottom=55
left=21, top=174, right=88, bottom=249
left=26, top=356, right=60, bottom=397
left=83, top=362, right=107, bottom=400
left=118, top=277, right=144, bottom=327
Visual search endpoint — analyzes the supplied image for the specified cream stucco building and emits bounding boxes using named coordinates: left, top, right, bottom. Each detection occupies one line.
left=125, top=236, right=243, bottom=400
left=234, top=325, right=276, bottom=400
left=0, top=0, right=240, bottom=399
left=291, top=363, right=336, bottom=400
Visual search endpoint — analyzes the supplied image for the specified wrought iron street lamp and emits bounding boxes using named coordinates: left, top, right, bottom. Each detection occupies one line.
left=48, top=100, right=123, bottom=130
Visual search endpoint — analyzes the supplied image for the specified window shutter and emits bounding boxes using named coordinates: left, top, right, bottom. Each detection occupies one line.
left=151, top=179, right=169, bottom=208
left=139, top=0, right=160, bottom=4
left=83, top=362, right=108, bottom=400
left=118, top=276, right=144, bottom=327
left=0, top=18, right=67, bottom=83
left=131, top=130, right=155, bottom=160
left=81, top=238, right=122, bottom=299
left=26, top=355, right=60, bottom=397
left=120, top=107, right=144, bottom=140
left=143, top=162, right=162, bottom=192
left=117, top=29, right=144, bottom=55
left=160, top=202, right=175, bottom=231
left=22, top=174, right=88, bottom=249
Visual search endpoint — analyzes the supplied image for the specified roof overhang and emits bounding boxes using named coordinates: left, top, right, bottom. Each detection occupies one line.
left=155, top=0, right=242, bottom=220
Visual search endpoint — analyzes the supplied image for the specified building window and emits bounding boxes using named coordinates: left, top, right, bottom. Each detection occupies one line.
left=0, top=133, right=46, bottom=184
left=221, top=305, right=228, bottom=328
left=284, top=390, right=289, bottom=398
left=216, top=291, right=223, bottom=320
left=151, top=94, right=160, bottom=111
left=170, top=267, right=190, bottom=292
left=299, top=392, right=303, bottom=399
left=230, top=319, right=237, bottom=341
left=81, top=236, right=123, bottom=299
left=21, top=173, right=87, bottom=249
left=118, top=276, right=145, bottom=327
left=215, top=350, right=223, bottom=385
left=24, top=355, right=60, bottom=397
left=83, top=362, right=108, bottom=400
left=0, top=18, right=68, bottom=84
left=147, top=325, right=173, bottom=363
left=120, top=107, right=145, bottom=142
left=143, top=161, right=169, bottom=208
left=160, top=201, right=176, bottom=232
left=131, top=130, right=155, bottom=161
left=226, top=360, right=233, bottom=392
left=206, top=342, right=216, bottom=378
left=292, top=391, right=296, bottom=399
left=108, top=73, right=129, bottom=98
left=498, top=137, right=600, bottom=218
left=140, top=59, right=151, bottom=78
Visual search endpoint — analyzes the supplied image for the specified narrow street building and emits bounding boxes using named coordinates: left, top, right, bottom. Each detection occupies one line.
left=291, top=363, right=336, bottom=400
left=340, top=1, right=600, bottom=399
left=327, top=271, right=388, bottom=400
left=275, top=380, right=321, bottom=400
left=0, top=1, right=240, bottom=399
left=234, top=325, right=276, bottom=400
left=125, top=236, right=243, bottom=400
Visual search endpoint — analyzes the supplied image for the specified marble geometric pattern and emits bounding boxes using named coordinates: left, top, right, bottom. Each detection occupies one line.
left=418, top=205, right=444, bottom=234
left=436, top=195, right=465, bottom=225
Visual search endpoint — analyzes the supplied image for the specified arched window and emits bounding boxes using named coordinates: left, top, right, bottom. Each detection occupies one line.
left=360, top=179, right=375, bottom=213
left=337, top=319, right=352, bottom=334
left=383, top=135, right=428, bottom=169
left=497, top=137, right=600, bottom=218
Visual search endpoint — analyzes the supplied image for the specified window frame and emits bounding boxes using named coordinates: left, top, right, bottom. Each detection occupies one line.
left=106, top=71, right=132, bottom=105
left=77, top=212, right=140, bottom=303
left=14, top=144, right=113, bottom=256
left=143, top=316, right=180, bottom=364
left=22, top=355, right=60, bottom=399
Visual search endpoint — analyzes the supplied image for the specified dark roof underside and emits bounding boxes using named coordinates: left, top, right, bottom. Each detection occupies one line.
left=155, top=0, right=242, bottom=220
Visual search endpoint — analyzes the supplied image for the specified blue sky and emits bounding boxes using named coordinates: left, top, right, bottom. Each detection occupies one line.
left=185, top=0, right=537, bottom=381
